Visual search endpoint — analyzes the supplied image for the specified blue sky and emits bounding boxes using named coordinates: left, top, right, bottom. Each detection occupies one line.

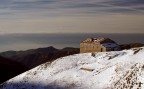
left=0, top=0, right=144, bottom=34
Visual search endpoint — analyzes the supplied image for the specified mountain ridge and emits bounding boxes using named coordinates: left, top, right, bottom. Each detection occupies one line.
left=0, top=46, right=79, bottom=69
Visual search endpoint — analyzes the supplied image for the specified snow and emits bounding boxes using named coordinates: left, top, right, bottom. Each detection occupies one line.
left=0, top=47, right=144, bottom=89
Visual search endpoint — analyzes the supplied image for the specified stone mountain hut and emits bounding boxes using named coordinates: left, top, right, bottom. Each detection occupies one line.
left=80, top=37, right=121, bottom=53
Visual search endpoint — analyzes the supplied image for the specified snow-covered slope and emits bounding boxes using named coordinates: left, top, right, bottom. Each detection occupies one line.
left=1, top=47, right=144, bottom=89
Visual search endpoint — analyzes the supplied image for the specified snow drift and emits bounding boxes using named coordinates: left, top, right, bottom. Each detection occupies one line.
left=1, top=47, right=144, bottom=89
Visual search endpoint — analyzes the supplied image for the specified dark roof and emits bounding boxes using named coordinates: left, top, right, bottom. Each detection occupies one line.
left=81, top=38, right=116, bottom=44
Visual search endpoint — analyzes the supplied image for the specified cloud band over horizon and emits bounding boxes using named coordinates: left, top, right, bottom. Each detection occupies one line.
left=0, top=0, right=144, bottom=34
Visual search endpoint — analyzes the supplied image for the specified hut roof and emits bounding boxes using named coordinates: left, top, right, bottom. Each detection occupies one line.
left=81, top=38, right=116, bottom=44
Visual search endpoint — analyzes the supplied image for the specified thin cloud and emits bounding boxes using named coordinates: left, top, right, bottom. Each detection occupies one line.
left=1, top=0, right=144, bottom=13
left=0, top=0, right=144, bottom=18
left=0, top=0, right=144, bottom=34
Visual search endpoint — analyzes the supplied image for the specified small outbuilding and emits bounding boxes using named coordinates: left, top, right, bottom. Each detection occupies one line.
left=80, top=37, right=121, bottom=53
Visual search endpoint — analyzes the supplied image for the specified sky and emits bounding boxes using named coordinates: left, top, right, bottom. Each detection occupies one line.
left=0, top=0, right=144, bottom=34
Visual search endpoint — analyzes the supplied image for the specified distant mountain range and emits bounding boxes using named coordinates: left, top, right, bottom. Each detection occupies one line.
left=0, top=46, right=79, bottom=69
left=120, top=43, right=144, bottom=49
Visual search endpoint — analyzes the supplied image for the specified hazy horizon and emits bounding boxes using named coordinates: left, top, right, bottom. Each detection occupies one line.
left=0, top=33, right=144, bottom=52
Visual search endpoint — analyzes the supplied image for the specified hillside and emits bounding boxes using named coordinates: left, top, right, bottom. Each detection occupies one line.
left=1, top=47, right=144, bottom=89
left=0, top=46, right=79, bottom=69
left=0, top=56, right=28, bottom=84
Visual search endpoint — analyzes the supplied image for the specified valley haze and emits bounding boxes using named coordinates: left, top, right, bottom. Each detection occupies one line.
left=0, top=33, right=144, bottom=52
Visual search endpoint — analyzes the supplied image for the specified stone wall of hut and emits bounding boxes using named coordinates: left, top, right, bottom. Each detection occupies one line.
left=80, top=42, right=106, bottom=53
